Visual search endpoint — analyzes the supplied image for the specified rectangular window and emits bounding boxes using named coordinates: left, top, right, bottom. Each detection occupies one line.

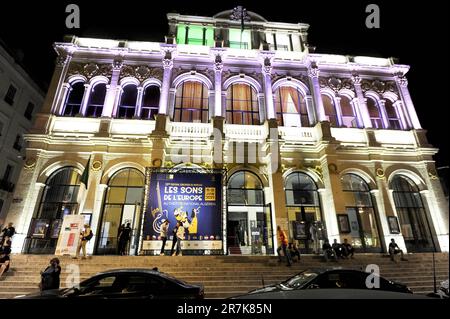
left=176, top=24, right=186, bottom=45
left=13, top=134, right=22, bottom=151
left=24, top=102, right=35, bottom=120
left=4, top=85, right=17, bottom=105
left=3, top=164, right=13, bottom=182
left=229, top=29, right=251, bottom=49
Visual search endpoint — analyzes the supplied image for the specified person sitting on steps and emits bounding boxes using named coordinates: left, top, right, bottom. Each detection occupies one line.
left=389, top=238, right=408, bottom=262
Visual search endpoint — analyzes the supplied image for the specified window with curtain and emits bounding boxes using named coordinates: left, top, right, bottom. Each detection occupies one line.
left=27, top=167, right=80, bottom=254
left=117, top=84, right=138, bottom=119
left=227, top=171, right=264, bottom=206
left=385, top=99, right=402, bottom=130
left=64, top=81, right=85, bottom=116
left=86, top=83, right=106, bottom=117
left=339, top=95, right=358, bottom=128
left=141, top=85, right=160, bottom=120
left=226, top=83, right=260, bottom=125
left=322, top=94, right=339, bottom=127
left=367, top=97, right=384, bottom=128
left=174, top=81, right=209, bottom=123
left=274, top=86, right=309, bottom=127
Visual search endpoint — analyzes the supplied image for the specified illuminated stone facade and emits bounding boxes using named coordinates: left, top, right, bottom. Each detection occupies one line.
left=6, top=9, right=448, bottom=255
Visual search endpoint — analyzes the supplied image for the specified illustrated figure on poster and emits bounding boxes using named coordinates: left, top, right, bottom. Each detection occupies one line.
left=152, top=208, right=169, bottom=234
left=174, top=207, right=190, bottom=229
left=187, top=207, right=200, bottom=234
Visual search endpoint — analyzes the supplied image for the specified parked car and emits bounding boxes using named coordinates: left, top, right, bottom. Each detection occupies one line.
left=14, top=268, right=204, bottom=299
left=233, top=268, right=412, bottom=298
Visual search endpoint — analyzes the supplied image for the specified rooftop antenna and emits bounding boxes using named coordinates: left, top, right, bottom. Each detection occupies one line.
left=230, top=6, right=251, bottom=49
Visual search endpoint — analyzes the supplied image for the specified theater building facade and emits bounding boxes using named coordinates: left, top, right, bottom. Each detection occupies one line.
left=6, top=9, right=449, bottom=256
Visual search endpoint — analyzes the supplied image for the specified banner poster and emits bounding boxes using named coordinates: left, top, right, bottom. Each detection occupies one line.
left=143, top=172, right=223, bottom=252
left=55, top=214, right=85, bottom=256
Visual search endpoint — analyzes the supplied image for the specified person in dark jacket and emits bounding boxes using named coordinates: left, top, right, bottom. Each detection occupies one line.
left=40, top=258, right=61, bottom=290
left=117, top=224, right=125, bottom=255
left=40, top=258, right=61, bottom=291
left=170, top=222, right=180, bottom=256
left=118, top=223, right=132, bottom=255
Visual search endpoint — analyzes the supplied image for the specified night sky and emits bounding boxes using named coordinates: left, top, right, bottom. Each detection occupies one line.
left=0, top=0, right=448, bottom=168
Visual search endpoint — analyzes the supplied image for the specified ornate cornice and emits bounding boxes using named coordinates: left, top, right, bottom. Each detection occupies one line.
left=119, top=65, right=163, bottom=82
left=319, top=76, right=355, bottom=93
left=66, top=62, right=113, bottom=80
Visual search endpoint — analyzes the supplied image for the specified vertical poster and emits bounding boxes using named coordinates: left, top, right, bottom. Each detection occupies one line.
left=143, top=172, right=222, bottom=251
left=55, top=214, right=85, bottom=256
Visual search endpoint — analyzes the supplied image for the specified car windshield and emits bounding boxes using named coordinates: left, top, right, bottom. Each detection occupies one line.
left=280, top=271, right=319, bottom=289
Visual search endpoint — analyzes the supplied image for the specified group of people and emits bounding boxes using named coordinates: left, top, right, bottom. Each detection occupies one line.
left=159, top=219, right=186, bottom=256
left=0, top=222, right=15, bottom=279
left=322, top=239, right=355, bottom=262
left=276, top=226, right=301, bottom=266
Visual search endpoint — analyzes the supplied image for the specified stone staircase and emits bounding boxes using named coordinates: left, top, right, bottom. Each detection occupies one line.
left=0, top=253, right=447, bottom=299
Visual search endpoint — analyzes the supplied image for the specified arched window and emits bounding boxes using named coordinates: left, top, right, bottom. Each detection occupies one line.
left=226, top=83, right=259, bottom=125
left=174, top=81, right=209, bottom=123
left=391, top=175, right=434, bottom=252
left=385, top=99, right=402, bottom=130
left=367, top=97, right=384, bottom=128
left=274, top=86, right=309, bottom=127
left=285, top=172, right=322, bottom=253
left=141, top=85, right=160, bottom=120
left=339, top=95, right=358, bottom=128
left=227, top=171, right=264, bottom=205
left=322, top=94, right=339, bottom=127
left=97, top=168, right=144, bottom=255
left=117, top=84, right=138, bottom=119
left=341, top=174, right=380, bottom=251
left=27, top=167, right=81, bottom=254
left=64, top=81, right=85, bottom=116
left=86, top=83, right=106, bottom=117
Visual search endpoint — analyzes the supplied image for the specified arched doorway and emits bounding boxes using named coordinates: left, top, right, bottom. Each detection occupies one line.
left=341, top=174, right=382, bottom=252
left=227, top=171, right=273, bottom=255
left=391, top=175, right=435, bottom=252
left=285, top=172, right=323, bottom=253
left=26, top=167, right=80, bottom=254
left=96, top=168, right=144, bottom=255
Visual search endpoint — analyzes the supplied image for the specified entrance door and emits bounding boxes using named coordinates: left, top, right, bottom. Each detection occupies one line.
left=345, top=207, right=381, bottom=252
left=227, top=212, right=248, bottom=254
left=397, top=208, right=434, bottom=252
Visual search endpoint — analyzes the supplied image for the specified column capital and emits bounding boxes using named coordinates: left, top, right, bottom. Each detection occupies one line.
left=112, top=58, right=124, bottom=71
left=394, top=74, right=408, bottom=87
left=307, top=61, right=319, bottom=78
left=351, top=73, right=362, bottom=85
left=160, top=44, right=177, bottom=59
left=55, top=53, right=72, bottom=67
left=162, top=58, right=174, bottom=69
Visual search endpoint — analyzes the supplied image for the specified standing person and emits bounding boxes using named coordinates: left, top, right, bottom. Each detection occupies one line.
left=159, top=220, right=170, bottom=256
left=40, top=258, right=61, bottom=291
left=118, top=223, right=132, bottom=256
left=389, top=238, right=408, bottom=262
left=117, top=224, right=124, bottom=255
left=0, top=247, right=11, bottom=279
left=276, top=226, right=292, bottom=267
left=0, top=222, right=15, bottom=247
left=76, top=224, right=93, bottom=259
left=170, top=222, right=180, bottom=256
left=309, top=222, right=319, bottom=254
left=175, top=222, right=185, bottom=256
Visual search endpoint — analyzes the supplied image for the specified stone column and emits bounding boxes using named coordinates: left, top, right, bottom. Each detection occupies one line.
left=378, top=99, right=390, bottom=129
left=56, top=83, right=71, bottom=115
left=307, top=62, right=326, bottom=122
left=419, top=164, right=449, bottom=252
left=88, top=183, right=108, bottom=255
left=305, top=95, right=316, bottom=125
left=333, top=96, right=344, bottom=127
left=351, top=74, right=372, bottom=128
left=318, top=158, right=340, bottom=243
left=47, top=50, right=73, bottom=114
left=259, top=52, right=275, bottom=120
left=134, top=86, right=144, bottom=118
left=102, top=58, right=122, bottom=117
left=79, top=83, right=92, bottom=116
left=394, top=101, right=408, bottom=129
left=395, top=73, right=421, bottom=129
left=159, top=44, right=176, bottom=115
left=210, top=48, right=225, bottom=117
left=351, top=97, right=364, bottom=128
